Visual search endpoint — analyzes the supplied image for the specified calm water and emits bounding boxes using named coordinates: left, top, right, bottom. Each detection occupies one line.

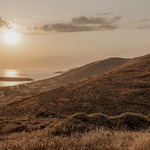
left=0, top=69, right=58, bottom=87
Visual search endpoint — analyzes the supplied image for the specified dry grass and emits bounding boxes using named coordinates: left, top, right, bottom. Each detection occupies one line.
left=0, top=57, right=129, bottom=106
left=0, top=116, right=60, bottom=135
left=0, top=128, right=150, bottom=150
left=0, top=54, right=149, bottom=149
left=0, top=54, right=149, bottom=118
left=1, top=112, right=149, bottom=136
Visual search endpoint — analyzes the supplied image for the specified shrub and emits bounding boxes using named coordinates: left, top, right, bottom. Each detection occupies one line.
left=147, top=114, right=150, bottom=120
left=51, top=112, right=150, bottom=135
left=35, top=111, right=56, bottom=118
left=51, top=113, right=113, bottom=135
left=51, top=113, right=92, bottom=135
left=111, top=112, right=150, bottom=130
left=8, top=124, right=28, bottom=134
left=89, top=113, right=113, bottom=128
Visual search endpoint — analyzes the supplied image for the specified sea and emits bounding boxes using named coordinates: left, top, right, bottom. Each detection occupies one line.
left=0, top=69, right=59, bottom=87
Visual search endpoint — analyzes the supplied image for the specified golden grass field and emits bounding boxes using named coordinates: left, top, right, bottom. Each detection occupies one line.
left=0, top=128, right=150, bottom=150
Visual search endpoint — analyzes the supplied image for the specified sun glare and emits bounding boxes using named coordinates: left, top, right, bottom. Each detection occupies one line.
left=3, top=30, right=21, bottom=45
left=5, top=70, right=18, bottom=77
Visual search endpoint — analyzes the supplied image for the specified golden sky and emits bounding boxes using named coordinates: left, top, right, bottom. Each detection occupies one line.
left=0, top=0, right=150, bottom=70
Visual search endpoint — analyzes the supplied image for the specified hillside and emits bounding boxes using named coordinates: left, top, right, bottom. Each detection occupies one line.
left=27, top=57, right=130, bottom=92
left=0, top=54, right=149, bottom=118
left=0, top=57, right=129, bottom=105
left=52, top=57, right=130, bottom=82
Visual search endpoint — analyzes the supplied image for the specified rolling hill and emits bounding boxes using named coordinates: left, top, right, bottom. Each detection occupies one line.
left=0, top=57, right=129, bottom=105
left=26, top=57, right=130, bottom=93
left=0, top=54, right=149, bottom=118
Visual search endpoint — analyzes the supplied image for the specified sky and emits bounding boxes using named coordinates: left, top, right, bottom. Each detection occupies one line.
left=0, top=0, right=150, bottom=70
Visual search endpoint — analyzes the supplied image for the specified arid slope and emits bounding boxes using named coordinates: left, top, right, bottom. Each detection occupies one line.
left=0, top=57, right=129, bottom=105
left=0, top=54, right=149, bottom=117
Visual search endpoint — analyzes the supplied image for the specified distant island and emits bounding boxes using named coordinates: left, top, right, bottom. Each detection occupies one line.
left=0, top=77, right=34, bottom=82
left=54, top=67, right=78, bottom=74
left=54, top=71, right=65, bottom=74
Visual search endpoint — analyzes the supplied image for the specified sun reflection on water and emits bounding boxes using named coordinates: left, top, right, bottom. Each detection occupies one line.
left=5, top=69, right=18, bottom=77
left=0, top=70, right=19, bottom=86
left=4, top=82, right=17, bottom=86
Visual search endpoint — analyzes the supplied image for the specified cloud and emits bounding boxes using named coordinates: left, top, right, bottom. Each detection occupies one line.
left=137, top=19, right=150, bottom=23
left=0, top=17, right=9, bottom=28
left=41, top=23, right=92, bottom=32
left=96, top=24, right=117, bottom=30
left=34, top=22, right=116, bottom=33
left=72, top=16, right=107, bottom=25
left=137, top=25, right=150, bottom=29
left=72, top=13, right=121, bottom=25
left=31, top=12, right=121, bottom=33
left=136, top=18, right=150, bottom=29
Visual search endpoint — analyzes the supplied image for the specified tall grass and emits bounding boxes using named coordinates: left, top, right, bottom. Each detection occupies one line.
left=0, top=128, right=150, bottom=150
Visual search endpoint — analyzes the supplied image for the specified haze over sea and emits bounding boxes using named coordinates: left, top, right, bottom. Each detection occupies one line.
left=0, top=69, right=57, bottom=86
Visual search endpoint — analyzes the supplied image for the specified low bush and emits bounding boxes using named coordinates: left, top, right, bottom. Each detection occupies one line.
left=6, top=124, right=28, bottom=134
left=51, top=112, right=150, bottom=135
left=51, top=113, right=114, bottom=135
left=51, top=113, right=92, bottom=135
left=89, top=113, right=113, bottom=128
left=111, top=112, right=150, bottom=130
left=147, top=114, right=150, bottom=120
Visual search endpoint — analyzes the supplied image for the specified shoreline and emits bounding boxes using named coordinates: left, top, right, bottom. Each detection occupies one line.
left=0, top=77, right=34, bottom=82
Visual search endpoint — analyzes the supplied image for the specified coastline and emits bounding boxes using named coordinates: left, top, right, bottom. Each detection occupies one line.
left=0, top=77, right=34, bottom=82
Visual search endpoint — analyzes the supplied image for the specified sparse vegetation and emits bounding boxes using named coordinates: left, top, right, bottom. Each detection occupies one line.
left=1, top=54, right=149, bottom=118
left=0, top=54, right=149, bottom=149
left=0, top=128, right=150, bottom=150
left=0, top=112, right=150, bottom=136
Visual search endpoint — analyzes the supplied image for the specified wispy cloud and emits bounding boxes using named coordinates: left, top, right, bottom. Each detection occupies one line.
left=0, top=17, right=9, bottom=28
left=137, top=18, right=150, bottom=23
left=136, top=18, right=150, bottom=29
left=29, top=12, right=121, bottom=33
left=2, top=13, right=150, bottom=34
left=121, top=17, right=150, bottom=30
left=137, top=25, right=150, bottom=29
left=72, top=13, right=121, bottom=25
left=39, top=23, right=93, bottom=32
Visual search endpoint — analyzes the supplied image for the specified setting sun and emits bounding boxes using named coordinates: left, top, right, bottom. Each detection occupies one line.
left=3, top=30, right=21, bottom=45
